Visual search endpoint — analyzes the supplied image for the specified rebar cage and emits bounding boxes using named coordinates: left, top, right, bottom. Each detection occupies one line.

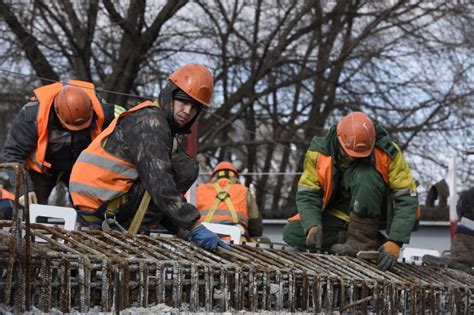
left=0, top=163, right=473, bottom=313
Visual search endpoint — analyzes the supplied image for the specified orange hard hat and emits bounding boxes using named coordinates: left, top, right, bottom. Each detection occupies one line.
left=336, top=112, right=376, bottom=158
left=211, top=161, right=239, bottom=178
left=54, top=86, right=93, bottom=131
left=169, top=63, right=214, bottom=107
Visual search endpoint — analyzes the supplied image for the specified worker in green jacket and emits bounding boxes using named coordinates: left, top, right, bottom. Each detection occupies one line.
left=283, top=112, right=419, bottom=271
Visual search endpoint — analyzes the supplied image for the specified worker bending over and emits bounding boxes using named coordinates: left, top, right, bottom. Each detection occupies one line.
left=69, top=64, right=228, bottom=251
left=283, top=112, right=419, bottom=271
left=0, top=80, right=120, bottom=206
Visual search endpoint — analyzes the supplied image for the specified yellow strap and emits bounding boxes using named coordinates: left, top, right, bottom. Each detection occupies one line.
left=106, top=193, right=129, bottom=215
left=83, top=194, right=126, bottom=230
left=205, top=197, right=222, bottom=222
left=205, top=182, right=238, bottom=224
left=222, top=193, right=238, bottom=224
left=106, top=197, right=121, bottom=216
left=327, top=208, right=351, bottom=222
left=80, top=194, right=128, bottom=224
left=128, top=191, right=151, bottom=236
left=80, top=214, right=102, bottom=223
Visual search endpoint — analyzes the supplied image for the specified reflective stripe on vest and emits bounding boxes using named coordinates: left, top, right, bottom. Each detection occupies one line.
left=196, top=179, right=250, bottom=228
left=288, top=148, right=390, bottom=222
left=70, top=101, right=155, bottom=211
left=26, top=80, right=105, bottom=173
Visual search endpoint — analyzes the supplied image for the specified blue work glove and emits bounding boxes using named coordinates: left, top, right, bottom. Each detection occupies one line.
left=186, top=224, right=230, bottom=250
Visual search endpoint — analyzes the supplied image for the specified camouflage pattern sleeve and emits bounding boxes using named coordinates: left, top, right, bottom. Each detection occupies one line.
left=121, top=109, right=200, bottom=231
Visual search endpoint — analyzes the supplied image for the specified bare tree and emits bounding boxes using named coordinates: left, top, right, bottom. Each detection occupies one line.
left=0, top=0, right=472, bottom=218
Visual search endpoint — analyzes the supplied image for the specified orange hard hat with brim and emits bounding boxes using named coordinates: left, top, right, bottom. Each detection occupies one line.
left=336, top=112, right=376, bottom=158
left=54, top=86, right=93, bottom=131
left=211, top=161, right=239, bottom=178
left=169, top=63, right=214, bottom=107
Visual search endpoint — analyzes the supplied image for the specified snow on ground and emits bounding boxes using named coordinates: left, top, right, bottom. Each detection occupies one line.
left=0, top=303, right=319, bottom=314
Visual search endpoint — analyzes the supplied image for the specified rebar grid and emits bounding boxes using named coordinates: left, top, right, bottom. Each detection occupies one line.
left=1, top=223, right=473, bottom=313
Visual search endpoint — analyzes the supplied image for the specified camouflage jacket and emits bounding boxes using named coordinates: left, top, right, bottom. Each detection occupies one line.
left=103, top=105, right=200, bottom=233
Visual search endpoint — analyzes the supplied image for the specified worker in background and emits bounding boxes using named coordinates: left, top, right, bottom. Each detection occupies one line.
left=0, top=80, right=122, bottom=208
left=196, top=161, right=263, bottom=241
left=283, top=112, right=419, bottom=271
left=423, top=187, right=474, bottom=274
left=69, top=63, right=228, bottom=251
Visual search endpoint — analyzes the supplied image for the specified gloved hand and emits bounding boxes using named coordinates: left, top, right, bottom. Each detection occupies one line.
left=186, top=224, right=230, bottom=250
left=305, top=225, right=322, bottom=249
left=377, top=241, right=400, bottom=271
left=19, top=191, right=38, bottom=207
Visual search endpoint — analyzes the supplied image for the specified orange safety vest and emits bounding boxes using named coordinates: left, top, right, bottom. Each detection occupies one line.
left=0, top=188, right=15, bottom=201
left=69, top=101, right=155, bottom=211
left=289, top=148, right=390, bottom=222
left=25, top=80, right=105, bottom=173
left=196, top=178, right=250, bottom=228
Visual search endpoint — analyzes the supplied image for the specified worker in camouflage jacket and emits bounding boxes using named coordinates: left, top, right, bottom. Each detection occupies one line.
left=283, top=112, right=419, bottom=271
left=69, top=64, right=228, bottom=251
left=0, top=80, right=121, bottom=207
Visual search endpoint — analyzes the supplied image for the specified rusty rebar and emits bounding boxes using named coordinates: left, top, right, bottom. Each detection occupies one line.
left=1, top=222, right=473, bottom=313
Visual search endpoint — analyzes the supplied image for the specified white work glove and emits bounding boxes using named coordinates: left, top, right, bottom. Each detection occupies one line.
left=19, top=191, right=38, bottom=207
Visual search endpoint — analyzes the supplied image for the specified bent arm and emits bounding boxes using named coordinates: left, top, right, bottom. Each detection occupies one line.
left=296, top=150, right=324, bottom=234
left=123, top=112, right=200, bottom=233
left=387, top=143, right=418, bottom=244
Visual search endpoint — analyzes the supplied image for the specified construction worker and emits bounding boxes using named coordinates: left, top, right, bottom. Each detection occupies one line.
left=283, top=112, right=419, bottom=271
left=69, top=63, right=229, bottom=251
left=196, top=161, right=263, bottom=241
left=0, top=80, right=121, bottom=206
left=423, top=187, right=474, bottom=274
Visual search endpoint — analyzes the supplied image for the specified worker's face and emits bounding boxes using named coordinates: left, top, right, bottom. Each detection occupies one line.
left=339, top=147, right=356, bottom=163
left=173, top=100, right=198, bottom=126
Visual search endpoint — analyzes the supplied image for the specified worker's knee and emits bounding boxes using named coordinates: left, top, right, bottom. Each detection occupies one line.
left=283, top=221, right=308, bottom=250
left=283, top=221, right=342, bottom=252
